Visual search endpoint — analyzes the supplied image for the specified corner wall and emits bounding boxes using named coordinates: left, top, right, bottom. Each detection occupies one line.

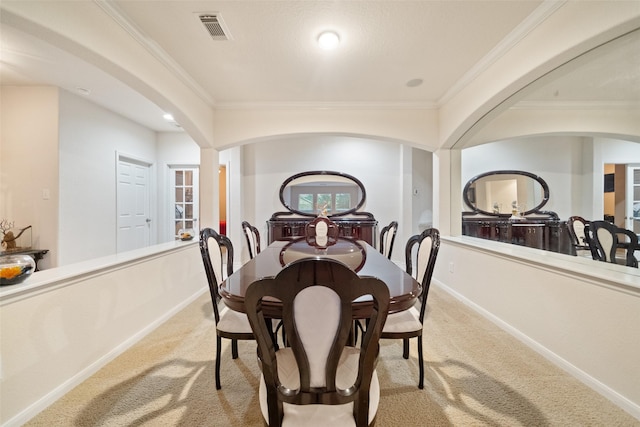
left=0, top=86, right=60, bottom=269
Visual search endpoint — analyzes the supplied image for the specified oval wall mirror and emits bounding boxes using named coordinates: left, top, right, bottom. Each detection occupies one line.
left=280, top=171, right=366, bottom=217
left=463, top=170, right=550, bottom=216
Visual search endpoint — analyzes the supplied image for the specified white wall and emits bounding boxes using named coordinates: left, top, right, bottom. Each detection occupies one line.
left=235, top=135, right=425, bottom=264
left=2, top=87, right=201, bottom=267
left=58, top=90, right=158, bottom=265
left=412, top=148, right=433, bottom=233
left=1, top=87, right=60, bottom=269
left=0, top=242, right=205, bottom=427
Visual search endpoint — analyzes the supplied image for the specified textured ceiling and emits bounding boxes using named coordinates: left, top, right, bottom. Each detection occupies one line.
left=112, top=0, right=542, bottom=106
left=2, top=1, right=637, bottom=133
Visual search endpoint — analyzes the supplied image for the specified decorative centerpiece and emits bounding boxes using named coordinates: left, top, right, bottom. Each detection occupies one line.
left=178, top=228, right=195, bottom=241
left=0, top=254, right=36, bottom=285
left=1, top=220, right=32, bottom=252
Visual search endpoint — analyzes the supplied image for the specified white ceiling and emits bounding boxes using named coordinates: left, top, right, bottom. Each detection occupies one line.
left=1, top=1, right=637, bottom=134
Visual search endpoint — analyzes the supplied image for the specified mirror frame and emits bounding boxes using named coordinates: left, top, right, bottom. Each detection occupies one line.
left=279, top=170, right=367, bottom=217
left=463, top=170, right=550, bottom=217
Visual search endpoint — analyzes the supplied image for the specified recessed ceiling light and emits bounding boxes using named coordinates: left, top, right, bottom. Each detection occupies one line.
left=317, top=31, right=340, bottom=50
left=163, top=113, right=175, bottom=121
left=406, top=79, right=423, bottom=88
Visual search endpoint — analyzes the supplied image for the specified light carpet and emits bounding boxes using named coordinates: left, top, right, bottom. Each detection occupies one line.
left=25, top=286, right=638, bottom=426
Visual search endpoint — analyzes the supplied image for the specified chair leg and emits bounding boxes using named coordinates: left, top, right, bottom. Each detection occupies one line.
left=281, top=324, right=287, bottom=347
left=417, top=336, right=424, bottom=389
left=216, top=336, right=222, bottom=390
left=231, top=339, right=239, bottom=359
left=402, top=338, right=410, bottom=359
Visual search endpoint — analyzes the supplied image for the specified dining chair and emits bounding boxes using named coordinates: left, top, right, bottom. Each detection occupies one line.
left=567, top=216, right=591, bottom=256
left=586, top=221, right=639, bottom=267
left=379, top=221, right=398, bottom=259
left=241, top=220, right=261, bottom=259
left=381, top=228, right=440, bottom=389
left=199, top=228, right=255, bottom=390
left=305, top=215, right=339, bottom=247
left=245, top=258, right=390, bottom=427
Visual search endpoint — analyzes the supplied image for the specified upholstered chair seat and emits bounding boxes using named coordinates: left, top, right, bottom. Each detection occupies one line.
left=380, top=228, right=440, bottom=389
left=258, top=347, right=380, bottom=427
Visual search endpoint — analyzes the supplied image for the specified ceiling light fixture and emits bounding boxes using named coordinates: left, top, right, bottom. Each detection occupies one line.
left=163, top=113, right=175, bottom=121
left=317, top=31, right=340, bottom=50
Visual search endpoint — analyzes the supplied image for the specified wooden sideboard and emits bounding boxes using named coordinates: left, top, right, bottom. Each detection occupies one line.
left=267, top=214, right=378, bottom=246
left=462, top=218, right=573, bottom=255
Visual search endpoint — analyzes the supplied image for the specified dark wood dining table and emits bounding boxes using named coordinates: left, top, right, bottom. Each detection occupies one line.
left=219, top=238, right=421, bottom=318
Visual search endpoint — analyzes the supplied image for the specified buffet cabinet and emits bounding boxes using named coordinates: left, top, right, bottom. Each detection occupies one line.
left=462, top=218, right=573, bottom=255
left=267, top=216, right=378, bottom=246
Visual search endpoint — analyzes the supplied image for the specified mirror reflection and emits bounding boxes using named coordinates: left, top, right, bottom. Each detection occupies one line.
left=279, top=237, right=366, bottom=272
left=280, top=171, right=365, bottom=217
left=458, top=29, right=640, bottom=270
left=464, top=171, right=549, bottom=216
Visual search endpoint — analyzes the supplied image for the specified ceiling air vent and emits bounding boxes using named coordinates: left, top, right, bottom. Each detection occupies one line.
left=198, top=14, right=231, bottom=41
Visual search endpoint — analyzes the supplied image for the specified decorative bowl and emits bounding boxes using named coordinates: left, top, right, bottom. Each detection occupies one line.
left=0, top=254, right=36, bottom=286
left=178, top=228, right=195, bottom=241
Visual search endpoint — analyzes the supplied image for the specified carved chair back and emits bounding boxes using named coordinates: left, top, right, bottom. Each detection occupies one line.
left=305, top=216, right=339, bottom=246
left=567, top=216, right=591, bottom=254
left=245, top=258, right=389, bottom=427
left=241, top=221, right=261, bottom=259
left=379, top=221, right=398, bottom=259
left=405, top=228, right=440, bottom=322
left=199, top=228, right=234, bottom=322
left=586, top=220, right=638, bottom=268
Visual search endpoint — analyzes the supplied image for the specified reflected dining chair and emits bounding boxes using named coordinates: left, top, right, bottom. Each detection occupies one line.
left=586, top=220, right=639, bottom=267
left=305, top=215, right=339, bottom=247
left=379, top=221, right=398, bottom=259
left=241, top=220, right=261, bottom=259
left=567, top=216, right=591, bottom=257
left=245, top=258, right=390, bottom=427
left=199, top=228, right=255, bottom=389
left=380, top=228, right=440, bottom=389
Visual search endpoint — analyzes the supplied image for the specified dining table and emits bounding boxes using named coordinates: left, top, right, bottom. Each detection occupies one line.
left=219, top=237, right=421, bottom=319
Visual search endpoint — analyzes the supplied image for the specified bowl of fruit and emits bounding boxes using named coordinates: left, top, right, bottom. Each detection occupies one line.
left=179, top=229, right=195, bottom=241
left=0, top=254, right=36, bottom=286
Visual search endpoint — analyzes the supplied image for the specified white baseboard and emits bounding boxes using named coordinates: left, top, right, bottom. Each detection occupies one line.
left=3, top=288, right=208, bottom=427
left=433, top=279, right=640, bottom=421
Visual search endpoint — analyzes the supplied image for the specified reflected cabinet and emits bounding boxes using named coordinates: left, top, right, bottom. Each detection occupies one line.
left=462, top=170, right=572, bottom=255
left=462, top=219, right=572, bottom=254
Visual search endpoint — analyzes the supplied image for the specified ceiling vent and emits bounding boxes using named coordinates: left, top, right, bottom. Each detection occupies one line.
left=198, top=14, right=231, bottom=41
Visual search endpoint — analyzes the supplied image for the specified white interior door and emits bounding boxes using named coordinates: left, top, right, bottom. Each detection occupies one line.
left=117, top=157, right=151, bottom=252
left=627, top=165, right=640, bottom=233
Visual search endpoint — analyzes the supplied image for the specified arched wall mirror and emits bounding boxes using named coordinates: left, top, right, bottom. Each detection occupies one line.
left=463, top=170, right=550, bottom=216
left=279, top=171, right=366, bottom=217
left=457, top=28, right=640, bottom=266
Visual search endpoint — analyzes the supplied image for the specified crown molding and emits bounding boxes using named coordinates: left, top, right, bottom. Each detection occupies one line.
left=95, top=0, right=217, bottom=107
left=212, top=101, right=438, bottom=110
left=512, top=100, right=640, bottom=110
left=438, top=0, right=566, bottom=107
